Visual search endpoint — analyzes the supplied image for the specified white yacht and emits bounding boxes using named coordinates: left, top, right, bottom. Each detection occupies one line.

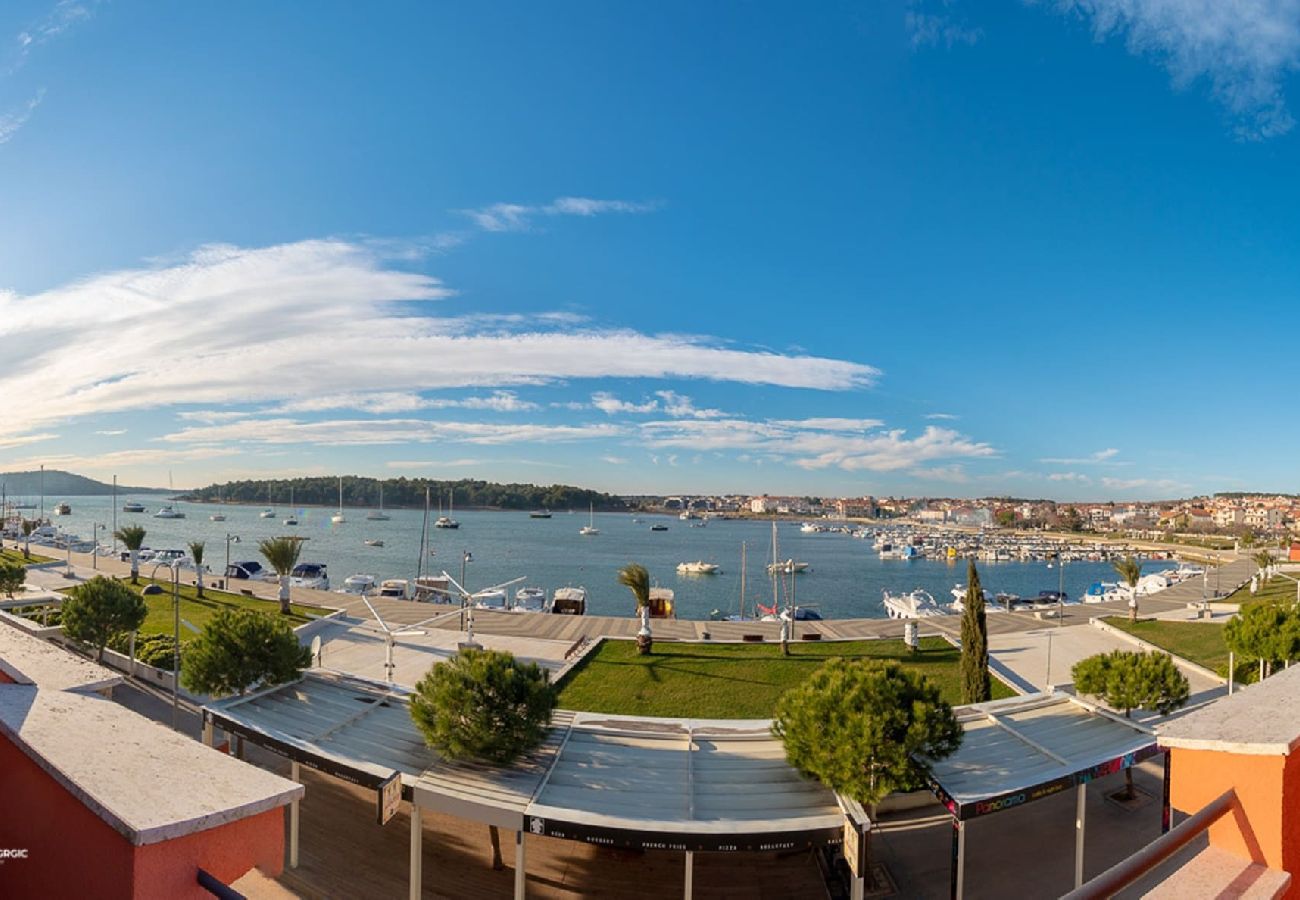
left=472, top=589, right=508, bottom=611
left=367, top=483, right=391, bottom=521
left=949, top=584, right=996, bottom=612
left=331, top=477, right=346, bottom=524
left=283, top=487, right=298, bottom=526
left=289, top=563, right=329, bottom=591
left=376, top=579, right=410, bottom=600
left=766, top=559, right=810, bottom=574
left=153, top=505, right=185, bottom=519
left=259, top=508, right=275, bottom=519
left=434, top=489, right=459, bottom=529
left=552, top=586, right=587, bottom=616
left=513, top=587, right=551, bottom=613
left=579, top=503, right=599, bottom=536
left=363, top=538, right=384, bottom=547
left=882, top=589, right=946, bottom=620
left=677, top=561, right=720, bottom=575
left=122, top=501, right=146, bottom=513
left=338, top=574, right=377, bottom=596
left=210, top=512, right=226, bottom=522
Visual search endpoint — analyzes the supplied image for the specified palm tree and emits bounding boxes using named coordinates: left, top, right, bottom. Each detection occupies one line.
left=618, top=562, right=653, bottom=655
left=188, top=540, right=206, bottom=598
left=260, top=536, right=304, bottom=614
left=1113, top=556, right=1143, bottom=623
left=114, top=525, right=147, bottom=584
left=20, top=518, right=36, bottom=560
left=1253, top=550, right=1275, bottom=583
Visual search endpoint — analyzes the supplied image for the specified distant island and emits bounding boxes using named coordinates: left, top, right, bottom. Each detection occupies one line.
left=185, top=476, right=630, bottom=512
left=0, top=469, right=166, bottom=497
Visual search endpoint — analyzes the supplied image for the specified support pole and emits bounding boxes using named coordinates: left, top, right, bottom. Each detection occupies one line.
left=1170, top=749, right=1180, bottom=832
left=201, top=717, right=214, bottom=747
left=289, top=761, right=301, bottom=869
left=514, top=830, right=526, bottom=899
left=409, top=803, right=422, bottom=900
left=1074, top=783, right=1086, bottom=888
left=950, top=818, right=965, bottom=900
left=851, top=871, right=865, bottom=900
left=684, top=850, right=694, bottom=900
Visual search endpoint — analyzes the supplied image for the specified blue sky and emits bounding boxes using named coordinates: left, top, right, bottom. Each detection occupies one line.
left=0, top=1, right=1298, bottom=498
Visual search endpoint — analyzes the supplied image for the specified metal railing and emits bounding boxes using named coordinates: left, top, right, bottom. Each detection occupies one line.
left=1062, top=789, right=1238, bottom=899
left=197, top=867, right=245, bottom=899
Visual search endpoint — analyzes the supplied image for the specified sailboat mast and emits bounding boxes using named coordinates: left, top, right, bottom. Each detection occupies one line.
left=740, top=541, right=747, bottom=619
left=419, top=486, right=430, bottom=579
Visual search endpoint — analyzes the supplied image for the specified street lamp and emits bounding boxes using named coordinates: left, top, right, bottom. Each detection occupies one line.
left=224, top=533, right=241, bottom=582
left=149, top=562, right=182, bottom=732
left=458, top=550, right=473, bottom=631
left=91, top=523, right=106, bottom=571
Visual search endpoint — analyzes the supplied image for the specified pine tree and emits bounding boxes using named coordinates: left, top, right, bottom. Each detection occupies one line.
left=960, top=560, right=991, bottom=703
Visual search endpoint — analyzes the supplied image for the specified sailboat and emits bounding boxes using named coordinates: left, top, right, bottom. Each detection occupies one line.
left=331, top=477, right=346, bottom=524
left=434, top=488, right=459, bottom=529
left=210, top=485, right=226, bottom=521
left=283, top=487, right=299, bottom=526
left=259, top=483, right=275, bottom=519
left=579, top=502, right=599, bottom=536
left=366, top=482, right=390, bottom=521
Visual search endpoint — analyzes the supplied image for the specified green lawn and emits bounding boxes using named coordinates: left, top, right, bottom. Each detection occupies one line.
left=64, top=577, right=327, bottom=636
left=555, top=637, right=1015, bottom=719
left=0, top=547, right=56, bottom=565
left=1102, top=616, right=1232, bottom=675
left=1226, top=574, right=1299, bottom=610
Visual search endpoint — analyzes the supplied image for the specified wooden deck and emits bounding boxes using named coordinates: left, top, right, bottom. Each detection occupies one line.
left=242, top=767, right=825, bottom=899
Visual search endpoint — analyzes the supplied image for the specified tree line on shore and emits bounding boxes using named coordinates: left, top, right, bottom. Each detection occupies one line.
left=184, top=476, right=629, bottom=512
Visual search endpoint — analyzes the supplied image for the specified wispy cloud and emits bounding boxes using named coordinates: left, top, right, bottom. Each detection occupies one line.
left=270, top=390, right=538, bottom=415
left=1048, top=471, right=1091, bottom=482
left=1100, top=475, right=1187, bottom=492
left=906, top=1, right=983, bottom=49
left=1039, top=0, right=1300, bottom=139
left=925, top=412, right=959, bottom=421
left=589, top=390, right=725, bottom=419
left=0, top=238, right=878, bottom=448
left=910, top=465, right=970, bottom=483
left=458, top=196, right=659, bottom=233
left=160, top=417, right=628, bottom=447
left=0, top=89, right=44, bottom=145
left=93, top=428, right=126, bottom=436
left=1039, top=448, right=1121, bottom=465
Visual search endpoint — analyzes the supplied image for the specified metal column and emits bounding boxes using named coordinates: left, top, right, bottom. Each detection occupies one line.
left=409, top=803, right=422, bottom=900
left=1162, top=751, right=1172, bottom=835
left=950, top=819, right=965, bottom=900
left=684, top=850, right=694, bottom=900
left=289, top=761, right=300, bottom=869
left=514, top=830, right=526, bottom=899
left=1074, top=783, right=1086, bottom=888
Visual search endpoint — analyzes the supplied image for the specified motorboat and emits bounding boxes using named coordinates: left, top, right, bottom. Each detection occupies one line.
left=363, top=538, right=384, bottom=547
left=53, top=502, right=71, bottom=516
left=513, top=587, right=551, bottom=613
left=766, top=559, right=810, bottom=574
left=337, top=574, right=377, bottom=596
left=376, top=579, right=410, bottom=600
left=225, top=560, right=267, bottom=580
left=679, top=510, right=699, bottom=521
left=210, top=512, right=226, bottom=522
left=1083, top=581, right=1129, bottom=604
left=472, top=589, right=509, bottom=611
left=759, top=605, right=823, bottom=622
left=259, top=508, right=275, bottom=519
left=800, top=522, right=825, bottom=533
left=648, top=587, right=676, bottom=618
left=153, top=505, right=184, bottom=519
left=650, top=523, right=669, bottom=531
left=882, top=589, right=946, bottom=620
left=552, top=586, right=587, bottom=616
left=676, top=561, right=720, bottom=575
left=412, top=575, right=452, bottom=603
left=122, top=501, right=146, bottom=513
left=529, top=510, right=552, bottom=519
left=1135, top=573, right=1170, bottom=596
left=290, top=563, right=329, bottom=591
left=367, top=483, right=391, bottom=520
left=949, top=584, right=996, bottom=612
left=152, top=549, right=189, bottom=567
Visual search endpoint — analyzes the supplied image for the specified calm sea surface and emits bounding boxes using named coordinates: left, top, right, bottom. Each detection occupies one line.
left=32, top=495, right=1177, bottom=620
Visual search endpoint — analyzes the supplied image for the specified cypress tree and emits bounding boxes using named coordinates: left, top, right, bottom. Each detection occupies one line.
left=960, top=560, right=991, bottom=703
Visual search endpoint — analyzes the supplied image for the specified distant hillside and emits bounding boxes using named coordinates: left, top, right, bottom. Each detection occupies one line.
left=0, top=469, right=166, bottom=497
left=187, top=477, right=629, bottom=512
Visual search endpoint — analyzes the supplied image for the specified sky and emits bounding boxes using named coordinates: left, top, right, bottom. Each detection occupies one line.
left=1, top=1, right=1299, bottom=499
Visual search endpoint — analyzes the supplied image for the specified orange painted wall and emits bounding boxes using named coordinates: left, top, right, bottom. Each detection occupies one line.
left=1170, top=746, right=1300, bottom=897
left=0, top=732, right=286, bottom=899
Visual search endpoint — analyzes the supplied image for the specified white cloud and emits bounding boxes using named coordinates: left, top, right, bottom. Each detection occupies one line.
left=1040, top=448, right=1121, bottom=465
left=0, top=89, right=44, bottom=145
left=654, top=390, right=724, bottom=419
left=272, top=390, right=538, bottom=414
left=910, top=465, right=970, bottom=483
left=1049, top=471, right=1092, bottom=482
left=925, top=412, right=959, bottom=421
left=591, top=392, right=659, bottom=415
left=589, top=390, right=725, bottom=418
left=772, top=417, right=886, bottom=432
left=1101, top=476, right=1187, bottom=492
left=457, top=196, right=658, bottom=232
left=907, top=3, right=983, bottom=48
left=93, top=428, right=126, bottom=435
left=0, top=238, right=879, bottom=446
left=386, top=458, right=484, bottom=469
left=161, top=416, right=627, bottom=447
left=640, top=419, right=996, bottom=473
left=600, top=455, right=629, bottom=465
left=1042, top=0, right=1300, bottom=138
left=0, top=432, right=57, bottom=450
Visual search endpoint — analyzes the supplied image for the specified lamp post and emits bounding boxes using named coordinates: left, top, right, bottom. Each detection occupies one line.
left=458, top=550, right=472, bottom=631
left=91, top=523, right=105, bottom=571
left=224, top=533, right=241, bottom=582
left=1056, top=552, right=1065, bottom=627
left=149, top=562, right=183, bottom=732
